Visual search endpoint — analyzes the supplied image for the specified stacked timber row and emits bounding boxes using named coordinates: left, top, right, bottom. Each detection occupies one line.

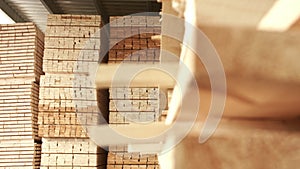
left=109, top=16, right=161, bottom=63
left=109, top=87, right=160, bottom=124
left=40, top=138, right=106, bottom=169
left=38, top=15, right=106, bottom=169
left=0, top=23, right=44, bottom=168
left=38, top=14, right=101, bottom=138
left=107, top=16, right=161, bottom=169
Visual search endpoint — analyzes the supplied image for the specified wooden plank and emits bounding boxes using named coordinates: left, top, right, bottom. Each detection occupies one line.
left=43, top=48, right=99, bottom=61
left=107, top=152, right=158, bottom=165
left=38, top=112, right=98, bottom=125
left=96, top=63, right=177, bottom=89
left=40, top=138, right=106, bottom=167
left=38, top=99, right=98, bottom=112
left=39, top=87, right=97, bottom=100
left=107, top=165, right=159, bottom=169
left=160, top=119, right=300, bottom=169
left=166, top=25, right=300, bottom=120
left=45, top=25, right=101, bottom=38
left=42, top=60, right=98, bottom=74
left=171, top=0, right=276, bottom=28
left=109, top=100, right=159, bottom=112
left=47, top=14, right=102, bottom=27
left=38, top=125, right=89, bottom=138
left=160, top=0, right=182, bottom=61
left=109, top=87, right=159, bottom=100
left=40, top=74, right=95, bottom=88
left=44, top=37, right=100, bottom=50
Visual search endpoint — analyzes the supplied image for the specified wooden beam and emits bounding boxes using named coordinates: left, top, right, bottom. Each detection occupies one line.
left=159, top=118, right=300, bottom=169
left=191, top=0, right=276, bottom=28
left=165, top=4, right=300, bottom=126
left=160, top=0, right=183, bottom=62
left=257, top=0, right=300, bottom=31
left=95, top=63, right=177, bottom=89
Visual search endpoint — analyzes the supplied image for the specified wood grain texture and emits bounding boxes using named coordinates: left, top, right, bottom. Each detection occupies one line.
left=0, top=23, right=44, bottom=169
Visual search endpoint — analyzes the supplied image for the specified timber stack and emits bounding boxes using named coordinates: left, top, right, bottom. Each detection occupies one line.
left=106, top=16, right=161, bottom=169
left=0, top=23, right=44, bottom=168
left=38, top=15, right=106, bottom=169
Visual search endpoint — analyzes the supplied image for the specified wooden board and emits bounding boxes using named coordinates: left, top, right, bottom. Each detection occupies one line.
left=107, top=152, right=158, bottom=165
left=44, top=37, right=100, bottom=50
left=107, top=165, right=160, bottom=169
left=47, top=15, right=101, bottom=27
left=40, top=138, right=106, bottom=167
left=40, top=74, right=95, bottom=88
left=159, top=119, right=300, bottom=169
left=43, top=48, right=99, bottom=61
left=42, top=60, right=98, bottom=74
left=39, top=87, right=97, bottom=100
left=0, top=140, right=41, bottom=168
left=45, top=26, right=101, bottom=38
left=96, top=63, right=176, bottom=89
left=110, top=16, right=161, bottom=27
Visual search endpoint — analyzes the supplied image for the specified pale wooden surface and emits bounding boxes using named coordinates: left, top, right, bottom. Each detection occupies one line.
left=160, top=0, right=183, bottom=61
left=96, top=63, right=177, bottom=89
left=159, top=119, right=300, bottom=169
left=160, top=0, right=300, bottom=168
left=171, top=0, right=299, bottom=31
left=192, top=25, right=300, bottom=119
left=166, top=0, right=300, bottom=120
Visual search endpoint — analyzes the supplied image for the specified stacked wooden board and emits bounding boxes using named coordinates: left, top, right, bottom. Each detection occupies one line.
left=109, top=16, right=161, bottom=63
left=108, top=16, right=161, bottom=125
left=38, top=14, right=107, bottom=169
left=109, top=87, right=159, bottom=124
left=0, top=23, right=44, bottom=168
left=107, top=152, right=159, bottom=169
left=107, top=16, right=161, bottom=169
left=38, top=15, right=101, bottom=138
left=40, top=138, right=106, bottom=169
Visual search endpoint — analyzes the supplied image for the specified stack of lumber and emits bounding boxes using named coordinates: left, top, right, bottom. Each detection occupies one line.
left=107, top=165, right=159, bottom=169
left=108, top=149, right=158, bottom=164
left=38, top=15, right=101, bottom=138
left=38, top=14, right=107, bottom=169
left=109, top=88, right=159, bottom=124
left=108, top=16, right=161, bottom=125
left=40, top=138, right=106, bottom=169
left=107, top=144, right=159, bottom=169
left=0, top=23, right=44, bottom=168
left=43, top=15, right=100, bottom=74
left=38, top=74, right=99, bottom=137
left=109, top=16, right=161, bottom=63
left=0, top=23, right=44, bottom=81
left=107, top=16, right=162, bottom=168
